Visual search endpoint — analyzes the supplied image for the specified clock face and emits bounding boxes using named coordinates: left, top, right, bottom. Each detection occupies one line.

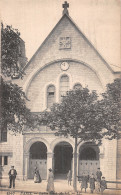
left=60, top=62, right=69, bottom=71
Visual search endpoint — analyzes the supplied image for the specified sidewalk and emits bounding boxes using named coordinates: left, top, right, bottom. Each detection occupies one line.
left=0, top=179, right=121, bottom=195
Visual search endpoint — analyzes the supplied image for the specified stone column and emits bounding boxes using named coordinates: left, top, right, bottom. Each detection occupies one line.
left=2, top=156, right=4, bottom=166
left=23, top=154, right=29, bottom=180
left=47, top=152, right=53, bottom=178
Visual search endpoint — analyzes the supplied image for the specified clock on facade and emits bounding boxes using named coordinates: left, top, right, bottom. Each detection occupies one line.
left=60, top=62, right=70, bottom=71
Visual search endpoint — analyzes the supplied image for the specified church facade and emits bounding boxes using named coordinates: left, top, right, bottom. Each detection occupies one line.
left=0, top=2, right=120, bottom=185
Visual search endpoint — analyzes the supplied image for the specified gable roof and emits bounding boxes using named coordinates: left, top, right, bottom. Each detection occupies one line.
left=23, top=13, right=120, bottom=73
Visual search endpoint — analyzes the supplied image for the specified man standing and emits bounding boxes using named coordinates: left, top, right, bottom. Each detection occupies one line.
left=8, top=166, right=17, bottom=188
left=96, top=168, right=102, bottom=182
left=100, top=177, right=107, bottom=195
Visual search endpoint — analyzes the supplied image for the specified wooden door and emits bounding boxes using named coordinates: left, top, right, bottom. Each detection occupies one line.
left=29, top=159, right=47, bottom=179
left=78, top=160, right=100, bottom=177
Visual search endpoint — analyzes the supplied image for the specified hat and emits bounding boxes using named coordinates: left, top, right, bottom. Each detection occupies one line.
left=102, top=177, right=105, bottom=179
left=49, top=168, right=52, bottom=171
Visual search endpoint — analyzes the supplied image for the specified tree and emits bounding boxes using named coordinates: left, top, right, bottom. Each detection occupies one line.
left=0, top=77, right=36, bottom=134
left=1, top=23, right=23, bottom=78
left=99, top=78, right=121, bottom=139
left=1, top=24, right=36, bottom=137
left=40, top=79, right=120, bottom=191
left=41, top=88, right=104, bottom=191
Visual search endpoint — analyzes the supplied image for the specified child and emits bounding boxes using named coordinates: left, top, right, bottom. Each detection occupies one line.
left=81, top=173, right=88, bottom=193
left=100, top=177, right=107, bottom=195
left=67, top=170, right=72, bottom=185
left=89, top=174, right=95, bottom=193
left=95, top=179, right=100, bottom=193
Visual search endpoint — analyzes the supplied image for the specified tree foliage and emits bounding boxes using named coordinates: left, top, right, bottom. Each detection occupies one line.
left=0, top=77, right=35, bottom=133
left=100, top=78, right=121, bottom=139
left=41, top=88, right=104, bottom=144
left=41, top=80, right=120, bottom=191
left=1, top=23, right=23, bottom=78
left=41, top=79, right=121, bottom=141
left=1, top=24, right=35, bottom=134
left=41, top=87, right=104, bottom=191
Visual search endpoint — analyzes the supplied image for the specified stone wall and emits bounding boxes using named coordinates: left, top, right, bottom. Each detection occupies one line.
left=1, top=14, right=120, bottom=183
left=117, top=138, right=121, bottom=180
left=17, top=15, right=117, bottom=90
left=26, top=60, right=103, bottom=111
left=0, top=131, right=23, bottom=180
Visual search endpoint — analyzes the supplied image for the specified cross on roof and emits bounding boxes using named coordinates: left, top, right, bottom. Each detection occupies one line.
left=62, top=1, right=69, bottom=15
left=63, top=1, right=69, bottom=9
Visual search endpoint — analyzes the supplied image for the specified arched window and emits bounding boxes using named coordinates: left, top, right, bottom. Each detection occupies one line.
left=47, top=85, right=55, bottom=108
left=60, top=75, right=69, bottom=99
left=73, top=83, right=82, bottom=90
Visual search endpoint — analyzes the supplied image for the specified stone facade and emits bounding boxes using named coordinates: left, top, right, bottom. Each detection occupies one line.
left=0, top=12, right=120, bottom=185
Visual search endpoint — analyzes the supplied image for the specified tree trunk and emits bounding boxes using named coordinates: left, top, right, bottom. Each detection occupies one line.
left=73, top=136, right=78, bottom=191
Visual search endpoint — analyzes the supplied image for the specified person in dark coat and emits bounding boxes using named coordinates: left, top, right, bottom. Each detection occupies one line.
left=8, top=166, right=17, bottom=188
left=100, top=177, right=107, bottom=195
left=89, top=174, right=95, bottom=193
left=34, top=167, right=42, bottom=183
left=81, top=173, right=88, bottom=193
left=96, top=168, right=102, bottom=182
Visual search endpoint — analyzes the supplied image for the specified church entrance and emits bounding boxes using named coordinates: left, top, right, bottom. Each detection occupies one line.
left=29, top=141, right=47, bottom=179
left=78, top=142, right=100, bottom=177
left=54, top=142, right=73, bottom=179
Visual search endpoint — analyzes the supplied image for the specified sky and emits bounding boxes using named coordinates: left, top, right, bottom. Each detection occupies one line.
left=1, top=0, right=120, bottom=68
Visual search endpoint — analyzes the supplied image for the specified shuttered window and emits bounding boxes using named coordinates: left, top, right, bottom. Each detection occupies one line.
left=0, top=126, right=7, bottom=142
left=60, top=75, right=69, bottom=99
left=47, top=85, right=55, bottom=108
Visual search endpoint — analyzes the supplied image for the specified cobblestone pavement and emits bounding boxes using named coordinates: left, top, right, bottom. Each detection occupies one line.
left=0, top=179, right=121, bottom=195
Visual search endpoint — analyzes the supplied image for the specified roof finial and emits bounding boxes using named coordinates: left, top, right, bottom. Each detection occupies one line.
left=62, top=1, right=69, bottom=15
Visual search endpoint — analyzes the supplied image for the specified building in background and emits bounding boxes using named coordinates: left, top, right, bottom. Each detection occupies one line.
left=0, top=2, right=120, bottom=187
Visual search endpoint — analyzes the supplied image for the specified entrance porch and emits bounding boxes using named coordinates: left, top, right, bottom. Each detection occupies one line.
left=23, top=139, right=100, bottom=181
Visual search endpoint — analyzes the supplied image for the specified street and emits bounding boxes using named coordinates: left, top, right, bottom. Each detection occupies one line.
left=0, top=179, right=121, bottom=195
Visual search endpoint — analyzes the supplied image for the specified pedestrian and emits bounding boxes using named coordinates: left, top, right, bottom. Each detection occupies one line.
left=8, top=166, right=17, bottom=188
left=96, top=168, right=102, bottom=182
left=81, top=173, right=88, bottom=193
left=34, top=167, right=42, bottom=183
left=47, top=168, right=54, bottom=193
left=89, top=173, right=95, bottom=193
left=100, top=177, right=107, bottom=195
left=95, top=179, right=100, bottom=193
left=67, top=170, right=72, bottom=185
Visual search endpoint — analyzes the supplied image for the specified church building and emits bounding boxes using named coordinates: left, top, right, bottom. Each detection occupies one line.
left=0, top=1, right=120, bottom=186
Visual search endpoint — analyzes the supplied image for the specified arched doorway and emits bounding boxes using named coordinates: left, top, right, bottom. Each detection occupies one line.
left=78, top=142, right=100, bottom=177
left=54, top=141, right=73, bottom=179
left=29, top=141, right=47, bottom=179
